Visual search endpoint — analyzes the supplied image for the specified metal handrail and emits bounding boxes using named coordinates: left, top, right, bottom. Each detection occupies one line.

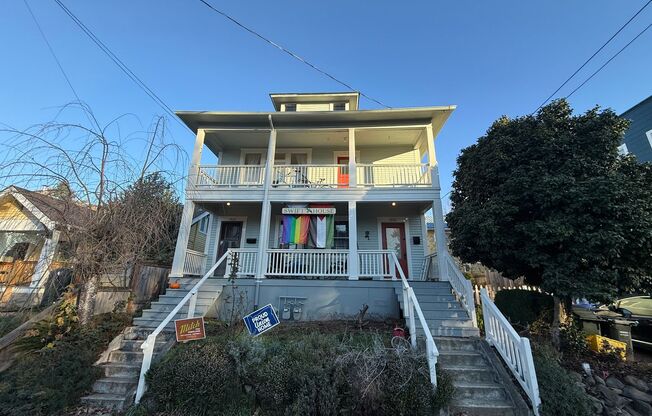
left=481, top=288, right=541, bottom=415
left=390, top=251, right=439, bottom=387
left=134, top=250, right=230, bottom=403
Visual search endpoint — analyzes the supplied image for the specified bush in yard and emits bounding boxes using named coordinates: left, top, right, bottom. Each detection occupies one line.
left=494, top=289, right=553, bottom=329
left=532, top=344, right=593, bottom=416
left=0, top=311, right=130, bottom=416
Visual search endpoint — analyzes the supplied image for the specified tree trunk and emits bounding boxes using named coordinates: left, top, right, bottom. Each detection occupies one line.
left=78, top=275, right=99, bottom=325
left=551, top=296, right=568, bottom=350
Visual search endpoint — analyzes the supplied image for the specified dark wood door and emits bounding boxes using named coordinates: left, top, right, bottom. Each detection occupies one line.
left=216, top=221, right=243, bottom=275
left=381, top=222, right=408, bottom=278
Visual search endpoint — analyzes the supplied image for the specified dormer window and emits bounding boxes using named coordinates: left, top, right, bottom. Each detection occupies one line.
left=333, top=102, right=346, bottom=111
left=284, top=103, right=297, bottom=112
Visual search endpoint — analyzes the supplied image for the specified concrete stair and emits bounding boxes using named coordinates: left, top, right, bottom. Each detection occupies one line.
left=395, top=281, right=480, bottom=337
left=436, top=337, right=519, bottom=416
left=80, top=277, right=224, bottom=411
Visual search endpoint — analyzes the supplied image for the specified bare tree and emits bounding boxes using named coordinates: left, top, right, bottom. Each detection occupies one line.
left=0, top=103, right=186, bottom=324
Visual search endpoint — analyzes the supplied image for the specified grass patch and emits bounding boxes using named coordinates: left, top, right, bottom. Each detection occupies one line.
left=140, top=321, right=453, bottom=416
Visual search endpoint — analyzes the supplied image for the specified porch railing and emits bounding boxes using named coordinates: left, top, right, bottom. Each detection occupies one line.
left=444, top=253, right=477, bottom=326
left=418, top=253, right=438, bottom=281
left=197, top=165, right=264, bottom=187
left=135, top=251, right=230, bottom=404
left=183, top=250, right=206, bottom=276
left=481, top=288, right=541, bottom=415
left=266, top=249, right=348, bottom=277
left=272, top=164, right=346, bottom=188
left=392, top=251, right=439, bottom=387
left=357, top=163, right=431, bottom=187
left=225, top=248, right=257, bottom=277
left=358, top=250, right=395, bottom=279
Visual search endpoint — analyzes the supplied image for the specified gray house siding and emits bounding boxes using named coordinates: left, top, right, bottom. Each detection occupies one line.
left=621, top=96, right=652, bottom=163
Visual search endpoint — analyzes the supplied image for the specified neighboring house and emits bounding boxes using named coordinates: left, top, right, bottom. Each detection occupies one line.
left=0, top=186, right=80, bottom=308
left=169, top=92, right=457, bottom=319
left=620, top=95, right=652, bottom=162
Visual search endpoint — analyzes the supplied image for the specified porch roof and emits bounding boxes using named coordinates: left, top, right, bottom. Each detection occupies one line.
left=176, top=105, right=456, bottom=137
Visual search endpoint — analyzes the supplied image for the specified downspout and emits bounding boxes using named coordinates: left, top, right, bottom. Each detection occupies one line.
left=254, top=114, right=275, bottom=309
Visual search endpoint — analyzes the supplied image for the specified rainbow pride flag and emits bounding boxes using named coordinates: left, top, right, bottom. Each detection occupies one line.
left=281, top=215, right=310, bottom=244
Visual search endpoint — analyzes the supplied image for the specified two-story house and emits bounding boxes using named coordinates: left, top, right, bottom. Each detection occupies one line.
left=162, top=92, right=472, bottom=323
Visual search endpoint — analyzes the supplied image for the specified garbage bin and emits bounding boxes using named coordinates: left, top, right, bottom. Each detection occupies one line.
left=606, top=319, right=637, bottom=359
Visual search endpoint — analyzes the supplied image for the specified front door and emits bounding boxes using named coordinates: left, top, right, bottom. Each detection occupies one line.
left=216, top=221, right=243, bottom=276
left=381, top=222, right=408, bottom=278
left=337, top=156, right=349, bottom=188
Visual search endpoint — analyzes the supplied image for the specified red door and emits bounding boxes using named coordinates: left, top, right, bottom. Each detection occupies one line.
left=381, top=222, right=408, bottom=278
left=337, top=156, right=349, bottom=188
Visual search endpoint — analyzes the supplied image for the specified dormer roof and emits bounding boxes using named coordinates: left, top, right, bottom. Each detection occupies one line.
left=269, top=92, right=360, bottom=111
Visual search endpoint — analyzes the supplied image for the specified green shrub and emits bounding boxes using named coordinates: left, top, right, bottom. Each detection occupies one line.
left=532, top=344, right=593, bottom=416
left=494, top=289, right=553, bottom=328
left=144, top=331, right=452, bottom=416
left=0, top=311, right=130, bottom=416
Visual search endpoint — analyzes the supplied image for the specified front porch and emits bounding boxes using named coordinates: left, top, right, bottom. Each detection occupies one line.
left=177, top=201, right=437, bottom=281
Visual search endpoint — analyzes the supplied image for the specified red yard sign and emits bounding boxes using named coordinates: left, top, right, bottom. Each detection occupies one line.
left=174, top=317, right=206, bottom=342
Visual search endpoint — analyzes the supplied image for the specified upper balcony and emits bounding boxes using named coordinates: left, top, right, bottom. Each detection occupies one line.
left=196, top=163, right=431, bottom=188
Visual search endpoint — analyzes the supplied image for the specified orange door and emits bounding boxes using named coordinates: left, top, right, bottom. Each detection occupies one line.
left=337, top=156, right=349, bottom=188
left=381, top=222, right=409, bottom=278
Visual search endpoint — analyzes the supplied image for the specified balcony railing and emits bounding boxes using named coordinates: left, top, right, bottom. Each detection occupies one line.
left=358, top=250, right=395, bottom=279
left=197, top=165, right=264, bottom=187
left=225, top=248, right=257, bottom=277
left=195, top=163, right=432, bottom=188
left=357, top=163, right=431, bottom=187
left=272, top=164, right=346, bottom=188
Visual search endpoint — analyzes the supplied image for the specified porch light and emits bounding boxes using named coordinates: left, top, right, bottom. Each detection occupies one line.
left=391, top=202, right=396, bottom=207
left=226, top=202, right=231, bottom=206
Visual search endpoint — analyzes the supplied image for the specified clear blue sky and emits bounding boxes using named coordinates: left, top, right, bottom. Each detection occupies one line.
left=1, top=1, right=651, bottom=210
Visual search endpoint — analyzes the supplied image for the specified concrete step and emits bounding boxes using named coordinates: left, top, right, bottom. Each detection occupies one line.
left=450, top=398, right=516, bottom=416
left=410, top=317, right=475, bottom=329
left=434, top=337, right=478, bottom=352
left=132, top=317, right=176, bottom=331
left=438, top=351, right=487, bottom=367
left=439, top=365, right=498, bottom=384
left=81, top=393, right=131, bottom=411
left=405, top=294, right=459, bottom=303
left=421, top=309, right=470, bottom=319
left=139, top=308, right=211, bottom=322
left=152, top=296, right=216, bottom=307
left=401, top=301, right=464, bottom=311
left=108, top=350, right=143, bottom=364
left=92, top=377, right=137, bottom=395
left=157, top=289, right=220, bottom=300
left=453, top=382, right=509, bottom=401
left=147, top=301, right=215, bottom=313
left=431, top=326, right=479, bottom=337
left=120, top=339, right=169, bottom=352
left=102, top=363, right=141, bottom=378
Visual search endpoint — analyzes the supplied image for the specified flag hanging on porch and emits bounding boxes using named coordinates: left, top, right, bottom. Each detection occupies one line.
left=308, top=204, right=335, bottom=248
left=281, top=215, right=310, bottom=245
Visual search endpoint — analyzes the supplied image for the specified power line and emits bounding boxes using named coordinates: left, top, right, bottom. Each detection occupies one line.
left=532, top=0, right=652, bottom=113
left=197, top=0, right=391, bottom=109
left=52, top=0, right=189, bottom=130
left=566, top=23, right=652, bottom=99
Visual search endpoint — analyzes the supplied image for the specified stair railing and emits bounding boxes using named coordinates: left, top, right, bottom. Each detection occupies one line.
left=134, top=250, right=230, bottom=404
left=444, top=253, right=477, bottom=327
left=480, top=288, right=541, bottom=415
left=390, top=252, right=439, bottom=387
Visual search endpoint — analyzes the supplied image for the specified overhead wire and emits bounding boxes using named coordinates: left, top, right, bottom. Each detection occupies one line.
left=197, top=0, right=391, bottom=109
left=532, top=0, right=652, bottom=113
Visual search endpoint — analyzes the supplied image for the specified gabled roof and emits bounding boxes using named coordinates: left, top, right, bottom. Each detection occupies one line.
left=0, top=186, right=91, bottom=230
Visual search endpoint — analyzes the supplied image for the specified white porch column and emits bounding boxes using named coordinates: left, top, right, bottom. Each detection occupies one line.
left=256, top=122, right=277, bottom=278
left=30, top=230, right=60, bottom=288
left=170, top=129, right=206, bottom=277
left=348, top=128, right=357, bottom=187
left=426, top=124, right=448, bottom=281
left=348, top=200, right=359, bottom=280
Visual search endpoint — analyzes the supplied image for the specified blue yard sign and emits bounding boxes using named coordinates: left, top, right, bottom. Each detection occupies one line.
left=243, top=304, right=280, bottom=336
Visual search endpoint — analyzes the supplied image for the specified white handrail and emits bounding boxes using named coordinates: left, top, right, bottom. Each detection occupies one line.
left=134, top=250, right=230, bottom=404
left=419, top=253, right=438, bottom=281
left=444, top=253, right=477, bottom=327
left=481, top=288, right=541, bottom=415
left=390, top=251, right=439, bottom=387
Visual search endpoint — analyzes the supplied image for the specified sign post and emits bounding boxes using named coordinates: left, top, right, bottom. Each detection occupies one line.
left=174, top=317, right=206, bottom=342
left=243, top=304, right=280, bottom=336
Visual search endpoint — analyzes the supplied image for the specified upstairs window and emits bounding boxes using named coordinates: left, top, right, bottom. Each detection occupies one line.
left=284, top=103, right=297, bottom=112
left=333, top=102, right=346, bottom=111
